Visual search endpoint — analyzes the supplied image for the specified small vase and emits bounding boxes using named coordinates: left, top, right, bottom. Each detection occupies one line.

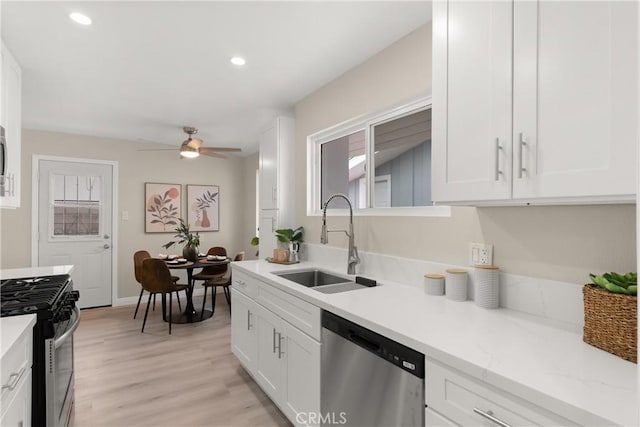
left=183, top=246, right=198, bottom=262
left=201, top=210, right=210, bottom=228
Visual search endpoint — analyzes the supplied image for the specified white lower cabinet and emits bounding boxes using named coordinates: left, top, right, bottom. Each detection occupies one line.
left=0, top=369, right=31, bottom=427
left=426, top=358, right=576, bottom=426
left=426, top=407, right=458, bottom=426
left=231, top=273, right=321, bottom=427
left=230, top=290, right=257, bottom=372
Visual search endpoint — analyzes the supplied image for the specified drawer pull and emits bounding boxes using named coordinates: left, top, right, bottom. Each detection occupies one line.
left=473, top=408, right=512, bottom=427
left=2, top=367, right=25, bottom=391
left=235, top=280, right=245, bottom=286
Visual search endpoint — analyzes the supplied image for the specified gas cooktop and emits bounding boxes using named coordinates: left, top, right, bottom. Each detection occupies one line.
left=0, top=274, right=71, bottom=317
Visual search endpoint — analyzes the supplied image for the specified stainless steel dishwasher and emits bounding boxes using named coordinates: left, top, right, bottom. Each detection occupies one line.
left=321, top=311, right=425, bottom=427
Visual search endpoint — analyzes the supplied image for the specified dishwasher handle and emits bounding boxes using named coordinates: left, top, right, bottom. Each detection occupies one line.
left=348, top=330, right=381, bottom=353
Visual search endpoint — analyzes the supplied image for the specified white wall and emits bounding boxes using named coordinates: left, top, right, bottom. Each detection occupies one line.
left=294, top=22, right=636, bottom=284
left=0, top=129, right=255, bottom=299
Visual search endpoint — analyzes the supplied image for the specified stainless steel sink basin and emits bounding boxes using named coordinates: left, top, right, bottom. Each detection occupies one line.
left=273, top=269, right=378, bottom=294
left=273, top=269, right=350, bottom=288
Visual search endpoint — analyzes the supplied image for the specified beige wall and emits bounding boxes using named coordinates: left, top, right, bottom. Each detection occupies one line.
left=294, top=22, right=636, bottom=284
left=0, top=129, right=255, bottom=300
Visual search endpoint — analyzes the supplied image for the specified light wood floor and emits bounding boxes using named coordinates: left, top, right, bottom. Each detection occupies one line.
left=74, top=294, right=291, bottom=427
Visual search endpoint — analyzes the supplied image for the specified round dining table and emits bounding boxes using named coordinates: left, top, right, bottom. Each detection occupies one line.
left=165, top=257, right=230, bottom=323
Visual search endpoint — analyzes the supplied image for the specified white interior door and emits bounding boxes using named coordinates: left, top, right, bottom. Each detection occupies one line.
left=37, top=159, right=113, bottom=308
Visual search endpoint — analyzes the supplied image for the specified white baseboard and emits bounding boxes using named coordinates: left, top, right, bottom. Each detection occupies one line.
left=113, top=286, right=224, bottom=307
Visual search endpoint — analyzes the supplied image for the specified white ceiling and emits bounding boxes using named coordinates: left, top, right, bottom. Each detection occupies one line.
left=1, top=1, right=432, bottom=155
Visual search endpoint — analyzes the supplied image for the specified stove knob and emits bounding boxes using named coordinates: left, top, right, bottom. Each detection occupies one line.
left=60, top=308, right=71, bottom=321
left=70, top=290, right=80, bottom=301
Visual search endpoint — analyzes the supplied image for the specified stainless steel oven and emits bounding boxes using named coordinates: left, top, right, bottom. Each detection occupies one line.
left=46, top=306, right=80, bottom=427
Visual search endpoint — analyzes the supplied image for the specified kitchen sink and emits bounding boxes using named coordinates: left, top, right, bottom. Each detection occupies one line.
left=273, top=269, right=351, bottom=288
left=273, top=269, right=377, bottom=294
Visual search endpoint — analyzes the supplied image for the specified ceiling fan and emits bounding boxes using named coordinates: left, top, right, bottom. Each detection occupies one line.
left=139, top=127, right=241, bottom=159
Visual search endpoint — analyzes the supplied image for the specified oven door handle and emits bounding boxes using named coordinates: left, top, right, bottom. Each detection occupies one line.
left=55, top=307, right=81, bottom=349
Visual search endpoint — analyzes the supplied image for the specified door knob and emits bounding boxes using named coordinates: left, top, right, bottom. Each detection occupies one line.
left=103, top=244, right=110, bottom=249
left=104, top=234, right=110, bottom=239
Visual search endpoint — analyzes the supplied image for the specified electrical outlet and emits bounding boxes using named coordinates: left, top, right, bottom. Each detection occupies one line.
left=469, top=242, right=493, bottom=266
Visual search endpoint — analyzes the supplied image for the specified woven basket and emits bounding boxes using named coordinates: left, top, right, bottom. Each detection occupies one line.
left=583, top=284, right=637, bottom=363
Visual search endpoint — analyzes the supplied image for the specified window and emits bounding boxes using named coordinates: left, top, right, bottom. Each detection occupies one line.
left=51, top=175, right=102, bottom=237
left=308, top=97, right=448, bottom=216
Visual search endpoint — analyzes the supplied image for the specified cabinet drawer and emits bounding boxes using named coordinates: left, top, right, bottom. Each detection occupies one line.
left=0, top=368, right=31, bottom=424
left=231, top=268, right=258, bottom=299
left=1, top=327, right=32, bottom=410
left=426, top=359, right=575, bottom=426
left=257, top=283, right=321, bottom=341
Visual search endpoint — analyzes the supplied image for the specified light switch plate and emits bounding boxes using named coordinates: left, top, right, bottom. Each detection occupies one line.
left=469, top=242, right=493, bottom=265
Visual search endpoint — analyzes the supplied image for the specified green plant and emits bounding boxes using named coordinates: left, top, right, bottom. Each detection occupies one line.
left=250, top=236, right=259, bottom=257
left=162, top=219, right=200, bottom=250
left=589, top=272, right=637, bottom=296
left=275, top=227, right=304, bottom=244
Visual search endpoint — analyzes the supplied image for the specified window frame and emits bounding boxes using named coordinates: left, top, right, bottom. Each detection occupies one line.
left=307, top=95, right=450, bottom=217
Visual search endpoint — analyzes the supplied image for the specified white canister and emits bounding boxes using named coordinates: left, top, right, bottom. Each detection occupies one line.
left=474, top=265, right=500, bottom=309
left=423, top=274, right=445, bottom=296
left=445, top=269, right=468, bottom=301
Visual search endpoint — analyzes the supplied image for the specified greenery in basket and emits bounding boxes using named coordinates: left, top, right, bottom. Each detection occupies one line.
left=275, top=227, right=304, bottom=244
left=162, top=218, right=200, bottom=250
left=589, top=272, right=637, bottom=296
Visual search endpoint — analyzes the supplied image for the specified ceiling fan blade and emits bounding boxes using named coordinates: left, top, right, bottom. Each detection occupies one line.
left=199, top=147, right=241, bottom=155
left=200, top=151, right=228, bottom=159
left=186, top=138, right=203, bottom=149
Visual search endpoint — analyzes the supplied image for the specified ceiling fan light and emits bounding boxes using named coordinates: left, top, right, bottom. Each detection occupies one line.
left=180, top=144, right=199, bottom=158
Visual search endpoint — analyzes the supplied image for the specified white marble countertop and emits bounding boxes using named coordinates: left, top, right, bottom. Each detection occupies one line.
left=234, top=260, right=638, bottom=427
left=1, top=315, right=36, bottom=361
left=0, top=265, right=74, bottom=280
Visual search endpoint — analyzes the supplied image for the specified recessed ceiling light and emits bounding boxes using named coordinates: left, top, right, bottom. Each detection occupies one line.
left=69, top=13, right=92, bottom=26
left=230, top=56, right=246, bottom=66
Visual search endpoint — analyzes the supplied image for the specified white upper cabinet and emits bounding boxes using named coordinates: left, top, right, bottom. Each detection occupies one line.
left=432, top=0, right=513, bottom=203
left=0, top=42, right=22, bottom=209
left=259, top=116, right=295, bottom=215
left=432, top=0, right=638, bottom=205
left=512, top=1, right=637, bottom=201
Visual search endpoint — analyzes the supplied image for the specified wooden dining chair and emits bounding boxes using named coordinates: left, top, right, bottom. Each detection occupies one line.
left=192, top=246, right=228, bottom=285
left=140, top=258, right=189, bottom=334
left=201, top=251, right=245, bottom=317
left=133, top=250, right=184, bottom=319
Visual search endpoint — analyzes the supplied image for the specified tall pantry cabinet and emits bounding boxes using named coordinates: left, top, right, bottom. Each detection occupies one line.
left=258, top=117, right=295, bottom=258
left=432, top=0, right=638, bottom=205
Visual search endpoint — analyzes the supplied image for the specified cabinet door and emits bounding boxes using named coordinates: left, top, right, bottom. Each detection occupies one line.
left=0, top=369, right=31, bottom=427
left=230, top=289, right=257, bottom=373
left=258, top=210, right=278, bottom=260
left=259, top=123, right=278, bottom=210
left=281, top=322, right=321, bottom=427
left=426, top=408, right=458, bottom=427
left=432, top=0, right=513, bottom=203
left=512, top=1, right=637, bottom=201
left=0, top=42, right=22, bottom=209
left=254, top=303, right=285, bottom=403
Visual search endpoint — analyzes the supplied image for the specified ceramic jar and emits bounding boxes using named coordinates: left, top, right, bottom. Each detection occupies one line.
left=424, top=274, right=445, bottom=295
left=474, top=265, right=500, bottom=309
left=445, top=268, right=468, bottom=301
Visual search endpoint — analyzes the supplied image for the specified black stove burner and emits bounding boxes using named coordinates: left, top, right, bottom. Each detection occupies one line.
left=1, top=274, right=71, bottom=317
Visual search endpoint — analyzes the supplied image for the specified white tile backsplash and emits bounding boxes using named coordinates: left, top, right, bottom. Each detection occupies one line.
left=302, top=243, right=584, bottom=328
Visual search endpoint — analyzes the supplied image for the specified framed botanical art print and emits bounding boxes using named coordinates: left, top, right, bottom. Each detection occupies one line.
left=145, top=183, right=182, bottom=233
left=187, top=184, right=219, bottom=232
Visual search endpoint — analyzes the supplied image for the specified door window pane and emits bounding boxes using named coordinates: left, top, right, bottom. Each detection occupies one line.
left=51, top=175, right=101, bottom=237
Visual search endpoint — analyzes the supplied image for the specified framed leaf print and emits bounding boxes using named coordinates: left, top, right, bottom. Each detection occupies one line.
left=187, top=184, right=219, bottom=232
left=145, top=183, right=182, bottom=233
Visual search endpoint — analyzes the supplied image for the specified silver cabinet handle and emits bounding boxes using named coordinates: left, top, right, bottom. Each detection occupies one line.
left=278, top=333, right=284, bottom=359
left=103, top=244, right=110, bottom=249
left=473, top=408, right=512, bottom=427
left=495, top=138, right=503, bottom=181
left=272, top=187, right=277, bottom=203
left=517, top=132, right=527, bottom=179
left=247, top=310, right=252, bottom=330
left=272, top=328, right=277, bottom=353
left=2, top=366, right=25, bottom=391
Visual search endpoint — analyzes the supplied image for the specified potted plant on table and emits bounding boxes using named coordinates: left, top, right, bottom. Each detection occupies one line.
left=275, top=227, right=304, bottom=263
left=162, top=219, right=201, bottom=261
